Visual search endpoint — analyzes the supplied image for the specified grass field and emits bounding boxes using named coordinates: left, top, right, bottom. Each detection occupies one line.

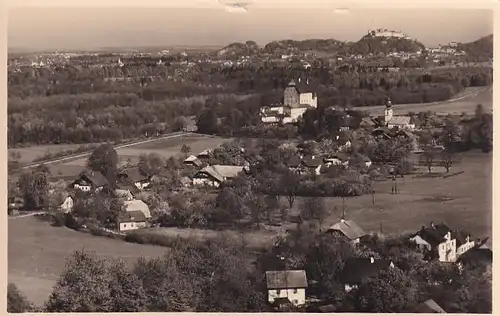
left=8, top=143, right=97, bottom=164
left=355, top=86, right=492, bottom=115
left=8, top=216, right=168, bottom=306
left=305, top=151, right=492, bottom=242
left=47, top=134, right=232, bottom=177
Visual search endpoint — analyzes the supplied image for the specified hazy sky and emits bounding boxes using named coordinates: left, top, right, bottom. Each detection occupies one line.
left=7, top=6, right=493, bottom=50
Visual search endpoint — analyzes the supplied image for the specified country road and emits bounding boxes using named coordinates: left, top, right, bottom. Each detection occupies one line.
left=22, top=131, right=192, bottom=170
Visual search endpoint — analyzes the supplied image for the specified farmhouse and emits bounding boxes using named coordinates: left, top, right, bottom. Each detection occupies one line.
left=302, top=156, right=322, bottom=175
left=323, top=153, right=350, bottom=167
left=183, top=154, right=203, bottom=167
left=408, top=222, right=475, bottom=263
left=117, top=210, right=147, bottom=232
left=265, top=270, right=308, bottom=307
left=327, top=219, right=367, bottom=243
left=72, top=170, right=108, bottom=192
left=192, top=165, right=246, bottom=187
left=197, top=149, right=212, bottom=159
left=122, top=199, right=151, bottom=219
left=117, top=168, right=151, bottom=190
left=340, top=257, right=395, bottom=292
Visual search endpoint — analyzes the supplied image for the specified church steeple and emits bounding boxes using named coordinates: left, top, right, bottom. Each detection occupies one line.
left=384, top=97, right=393, bottom=124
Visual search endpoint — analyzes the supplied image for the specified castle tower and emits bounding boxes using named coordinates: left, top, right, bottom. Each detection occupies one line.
left=384, top=98, right=393, bottom=124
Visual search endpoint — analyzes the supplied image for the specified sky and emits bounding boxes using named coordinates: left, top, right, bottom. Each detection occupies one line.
left=7, top=5, right=493, bottom=51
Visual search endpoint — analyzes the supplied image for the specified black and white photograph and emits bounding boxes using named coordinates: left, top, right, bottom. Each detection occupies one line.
left=6, top=1, right=493, bottom=313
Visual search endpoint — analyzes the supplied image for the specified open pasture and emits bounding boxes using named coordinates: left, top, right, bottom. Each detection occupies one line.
left=355, top=86, right=492, bottom=115
left=302, top=151, right=491, bottom=243
left=8, top=216, right=167, bottom=306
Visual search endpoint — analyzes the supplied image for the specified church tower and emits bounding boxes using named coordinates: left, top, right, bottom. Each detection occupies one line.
left=384, top=98, right=393, bottom=124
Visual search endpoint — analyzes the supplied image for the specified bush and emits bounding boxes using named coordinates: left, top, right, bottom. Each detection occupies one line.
left=124, top=231, right=180, bottom=248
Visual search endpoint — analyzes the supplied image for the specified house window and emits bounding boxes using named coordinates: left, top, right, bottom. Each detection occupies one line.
left=293, top=289, right=298, bottom=294
left=276, top=289, right=281, bottom=295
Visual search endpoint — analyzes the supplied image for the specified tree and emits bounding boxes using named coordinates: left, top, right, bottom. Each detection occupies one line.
left=441, top=151, right=461, bottom=173
left=180, top=144, right=191, bottom=154
left=299, top=196, right=328, bottom=227
left=196, top=108, right=219, bottom=134
left=420, top=150, right=436, bottom=174
left=280, top=171, right=301, bottom=208
left=138, top=153, right=164, bottom=177
left=17, top=168, right=50, bottom=210
left=87, top=144, right=118, bottom=187
left=352, top=267, right=419, bottom=312
left=45, top=250, right=148, bottom=312
left=7, top=283, right=34, bottom=313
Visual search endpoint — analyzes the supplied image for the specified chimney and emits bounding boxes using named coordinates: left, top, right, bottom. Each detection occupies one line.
left=370, top=257, right=375, bottom=263
left=306, top=78, right=310, bottom=84
left=311, top=155, right=315, bottom=159
left=431, top=222, right=435, bottom=229
left=298, top=77, right=301, bottom=83
left=340, top=218, right=345, bottom=223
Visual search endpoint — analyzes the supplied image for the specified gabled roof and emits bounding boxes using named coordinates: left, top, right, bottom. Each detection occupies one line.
left=286, top=79, right=316, bottom=94
left=266, top=270, right=308, bottom=289
left=451, top=230, right=471, bottom=247
left=387, top=116, right=412, bottom=126
left=340, top=257, right=392, bottom=284
left=197, top=149, right=212, bottom=157
left=76, top=170, right=108, bottom=187
left=286, top=155, right=303, bottom=168
left=324, top=153, right=349, bottom=162
left=184, top=155, right=203, bottom=166
left=122, top=199, right=151, bottom=218
left=118, top=210, right=147, bottom=223
left=211, top=165, right=245, bottom=179
left=194, top=166, right=224, bottom=183
left=328, top=219, right=367, bottom=240
left=415, top=299, right=447, bottom=313
left=302, top=157, right=322, bottom=168
left=413, top=224, right=451, bottom=248
left=119, top=168, right=149, bottom=183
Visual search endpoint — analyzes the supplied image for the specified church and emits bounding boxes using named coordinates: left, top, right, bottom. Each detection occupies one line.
left=383, top=98, right=415, bottom=130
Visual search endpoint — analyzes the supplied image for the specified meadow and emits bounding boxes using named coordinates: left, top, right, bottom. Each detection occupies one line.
left=8, top=216, right=168, bottom=306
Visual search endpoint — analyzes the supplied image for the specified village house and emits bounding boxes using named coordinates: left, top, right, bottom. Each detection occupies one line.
left=8, top=197, right=24, bottom=215
left=71, top=170, right=108, bottom=192
left=265, top=270, right=308, bottom=307
left=117, top=210, right=147, bottom=232
left=117, top=168, right=151, bottom=190
left=340, top=257, right=395, bottom=292
left=302, top=156, right=323, bottom=175
left=409, top=222, right=474, bottom=263
left=191, top=165, right=247, bottom=188
left=122, top=199, right=151, bottom=220
left=323, top=153, right=350, bottom=168
left=183, top=154, right=203, bottom=168
left=327, top=218, right=368, bottom=243
left=197, top=149, right=213, bottom=159
left=384, top=98, right=415, bottom=130
left=260, top=79, right=318, bottom=124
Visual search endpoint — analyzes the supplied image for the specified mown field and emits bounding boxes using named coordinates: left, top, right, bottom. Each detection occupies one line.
left=39, top=134, right=232, bottom=178
left=355, top=86, right=492, bottom=115
left=8, top=216, right=168, bottom=306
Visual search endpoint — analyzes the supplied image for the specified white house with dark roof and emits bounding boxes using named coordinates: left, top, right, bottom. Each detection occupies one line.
left=72, top=170, right=108, bottom=192
left=265, top=270, right=308, bottom=307
left=117, top=210, right=147, bottom=232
